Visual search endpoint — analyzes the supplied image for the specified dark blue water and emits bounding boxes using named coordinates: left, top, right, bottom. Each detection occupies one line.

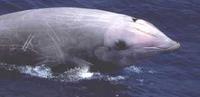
left=0, top=0, right=199, bottom=97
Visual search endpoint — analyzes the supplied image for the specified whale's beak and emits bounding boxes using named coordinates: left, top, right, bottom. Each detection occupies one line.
left=166, top=41, right=180, bottom=51
left=158, top=40, right=180, bottom=52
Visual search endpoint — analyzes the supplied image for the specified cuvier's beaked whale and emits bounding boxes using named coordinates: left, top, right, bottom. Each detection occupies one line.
left=0, top=7, right=180, bottom=72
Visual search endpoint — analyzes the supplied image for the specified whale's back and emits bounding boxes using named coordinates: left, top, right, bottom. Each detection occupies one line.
left=0, top=7, right=132, bottom=66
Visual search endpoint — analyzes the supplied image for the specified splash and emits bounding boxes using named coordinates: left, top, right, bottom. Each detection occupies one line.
left=107, top=75, right=126, bottom=81
left=125, top=65, right=143, bottom=73
left=18, top=65, right=53, bottom=78
left=78, top=67, right=94, bottom=78
left=0, top=63, right=130, bottom=82
left=0, top=63, right=95, bottom=81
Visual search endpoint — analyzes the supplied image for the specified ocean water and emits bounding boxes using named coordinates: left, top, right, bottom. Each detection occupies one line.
left=0, top=0, right=199, bottom=97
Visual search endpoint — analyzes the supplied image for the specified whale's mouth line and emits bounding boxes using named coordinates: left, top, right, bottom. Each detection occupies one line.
left=143, top=42, right=180, bottom=52
left=162, top=42, right=180, bottom=51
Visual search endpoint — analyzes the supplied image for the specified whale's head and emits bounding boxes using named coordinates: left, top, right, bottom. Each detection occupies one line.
left=96, top=17, right=180, bottom=66
left=123, top=18, right=180, bottom=53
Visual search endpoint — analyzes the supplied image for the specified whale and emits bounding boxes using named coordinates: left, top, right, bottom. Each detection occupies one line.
left=0, top=7, right=180, bottom=72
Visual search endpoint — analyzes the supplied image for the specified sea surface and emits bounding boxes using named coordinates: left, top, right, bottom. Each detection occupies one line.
left=0, top=0, right=199, bottom=97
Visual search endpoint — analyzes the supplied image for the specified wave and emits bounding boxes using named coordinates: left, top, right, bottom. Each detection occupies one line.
left=0, top=63, right=156, bottom=83
left=0, top=63, right=94, bottom=81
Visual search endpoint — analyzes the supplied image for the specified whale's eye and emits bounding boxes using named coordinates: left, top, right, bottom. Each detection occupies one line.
left=114, top=40, right=128, bottom=50
left=132, top=17, right=137, bottom=22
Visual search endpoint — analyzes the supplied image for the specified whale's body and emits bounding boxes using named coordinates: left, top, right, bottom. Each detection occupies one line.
left=0, top=7, right=180, bottom=72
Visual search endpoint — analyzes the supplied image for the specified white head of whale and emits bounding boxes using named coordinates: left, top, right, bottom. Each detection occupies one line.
left=97, top=17, right=180, bottom=66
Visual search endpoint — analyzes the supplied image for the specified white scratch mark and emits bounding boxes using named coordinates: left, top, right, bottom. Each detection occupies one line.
left=22, top=33, right=34, bottom=51
left=45, top=22, right=65, bottom=62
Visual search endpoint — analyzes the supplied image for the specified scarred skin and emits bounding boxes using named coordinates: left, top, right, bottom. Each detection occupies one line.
left=0, top=7, right=180, bottom=72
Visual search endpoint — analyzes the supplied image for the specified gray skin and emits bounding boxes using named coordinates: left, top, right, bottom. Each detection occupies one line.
left=0, top=7, right=180, bottom=72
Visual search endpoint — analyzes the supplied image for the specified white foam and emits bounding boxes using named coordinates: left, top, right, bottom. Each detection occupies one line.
left=107, top=75, right=126, bottom=81
left=0, top=63, right=128, bottom=82
left=78, top=68, right=94, bottom=78
left=125, top=65, right=142, bottom=73
left=18, top=65, right=53, bottom=78
left=148, top=70, right=156, bottom=74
